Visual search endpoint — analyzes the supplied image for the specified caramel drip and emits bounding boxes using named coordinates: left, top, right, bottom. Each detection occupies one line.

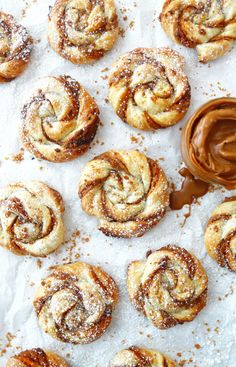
left=15, top=348, right=49, bottom=367
left=170, top=167, right=209, bottom=210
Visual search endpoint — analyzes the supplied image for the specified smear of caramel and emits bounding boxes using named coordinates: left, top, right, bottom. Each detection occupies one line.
left=170, top=167, right=209, bottom=210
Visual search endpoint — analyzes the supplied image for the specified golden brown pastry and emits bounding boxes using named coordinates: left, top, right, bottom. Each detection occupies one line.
left=79, top=150, right=170, bottom=237
left=7, top=348, right=69, bottom=367
left=0, top=12, right=32, bottom=82
left=48, top=0, right=119, bottom=64
left=0, top=181, right=64, bottom=257
left=127, top=245, right=208, bottom=329
left=108, top=47, right=191, bottom=131
left=34, top=261, right=119, bottom=344
left=21, top=75, right=99, bottom=162
left=109, top=346, right=177, bottom=367
left=205, top=197, right=236, bottom=272
left=160, top=0, right=236, bottom=63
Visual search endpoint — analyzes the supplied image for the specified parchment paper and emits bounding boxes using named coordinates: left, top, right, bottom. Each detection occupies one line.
left=0, top=0, right=235, bottom=366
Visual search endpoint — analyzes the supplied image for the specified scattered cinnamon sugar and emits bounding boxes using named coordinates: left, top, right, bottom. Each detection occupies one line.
left=21, top=0, right=38, bottom=18
left=37, top=259, right=42, bottom=268
left=0, top=332, right=16, bottom=356
left=62, top=229, right=91, bottom=263
left=9, top=148, right=25, bottom=163
left=129, top=20, right=135, bottom=29
left=119, top=27, right=125, bottom=38
left=130, top=133, right=145, bottom=147
left=101, top=67, right=109, bottom=73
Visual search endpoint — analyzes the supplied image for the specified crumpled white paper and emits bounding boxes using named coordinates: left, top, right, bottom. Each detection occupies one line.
left=0, top=0, right=236, bottom=366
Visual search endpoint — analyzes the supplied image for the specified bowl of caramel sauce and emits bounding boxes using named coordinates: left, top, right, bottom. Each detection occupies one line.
left=181, top=98, right=236, bottom=189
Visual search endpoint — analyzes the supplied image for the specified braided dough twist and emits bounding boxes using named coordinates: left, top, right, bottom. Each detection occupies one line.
left=127, top=245, right=208, bottom=329
left=160, top=0, right=236, bottom=63
left=0, top=12, right=32, bottom=82
left=21, top=75, right=99, bottom=162
left=34, top=261, right=119, bottom=344
left=108, top=48, right=191, bottom=131
left=0, top=181, right=64, bottom=257
left=79, top=150, right=170, bottom=237
left=205, top=197, right=236, bottom=272
left=48, top=0, right=119, bottom=64
left=109, top=346, right=177, bottom=367
left=7, top=348, right=69, bottom=367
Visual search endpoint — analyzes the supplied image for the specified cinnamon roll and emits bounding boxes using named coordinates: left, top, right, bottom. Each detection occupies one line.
left=33, top=261, right=119, bottom=344
left=0, top=12, right=32, bottom=82
left=160, top=0, right=236, bottom=63
left=108, top=47, right=191, bottom=131
left=0, top=181, right=64, bottom=257
left=127, top=245, right=208, bottom=329
left=79, top=150, right=170, bottom=238
left=21, top=75, right=99, bottom=162
left=109, top=346, right=177, bottom=367
left=7, top=348, right=69, bottom=367
left=48, top=0, right=119, bottom=64
left=205, top=197, right=236, bottom=272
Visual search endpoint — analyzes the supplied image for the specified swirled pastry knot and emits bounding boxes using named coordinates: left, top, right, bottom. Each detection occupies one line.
left=0, top=12, right=32, bottom=82
left=160, top=0, right=236, bottom=63
left=21, top=75, right=99, bottom=162
left=109, top=346, right=177, bottom=367
left=7, top=348, right=69, bottom=367
left=48, top=0, right=119, bottom=64
left=0, top=181, right=65, bottom=257
left=79, top=150, right=170, bottom=238
left=127, top=245, right=208, bottom=329
left=34, top=261, right=119, bottom=344
left=108, top=47, right=191, bottom=131
left=205, top=197, right=236, bottom=272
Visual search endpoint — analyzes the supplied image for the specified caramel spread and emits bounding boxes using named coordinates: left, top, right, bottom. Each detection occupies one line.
left=181, top=98, right=236, bottom=189
left=170, top=168, right=209, bottom=210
